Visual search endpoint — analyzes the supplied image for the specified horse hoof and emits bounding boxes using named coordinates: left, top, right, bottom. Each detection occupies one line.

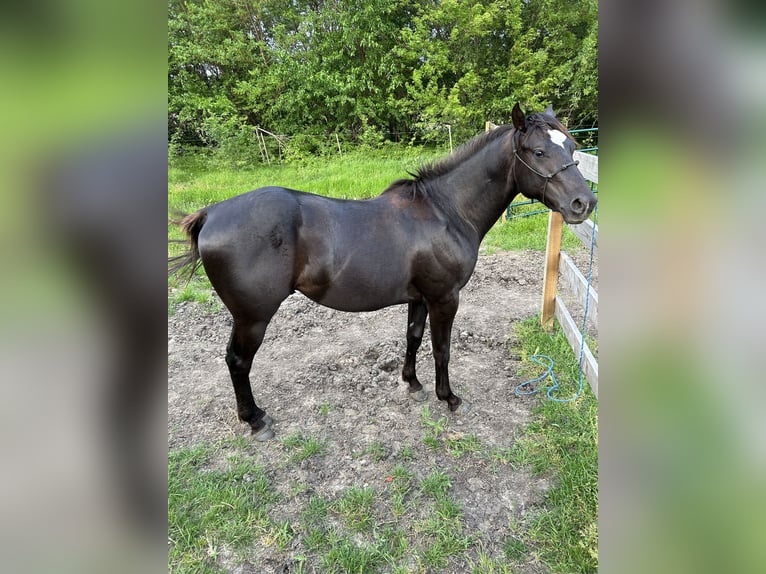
left=453, top=400, right=471, bottom=415
left=253, top=425, right=275, bottom=442
left=409, top=389, right=428, bottom=402
left=260, top=414, right=274, bottom=427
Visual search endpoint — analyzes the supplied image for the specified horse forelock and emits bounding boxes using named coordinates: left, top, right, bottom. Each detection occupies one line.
left=524, top=113, right=576, bottom=143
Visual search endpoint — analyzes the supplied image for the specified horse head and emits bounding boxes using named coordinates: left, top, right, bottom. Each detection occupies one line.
left=511, top=103, right=596, bottom=224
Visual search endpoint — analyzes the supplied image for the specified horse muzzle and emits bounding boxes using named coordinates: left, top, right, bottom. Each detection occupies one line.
left=559, top=192, right=597, bottom=224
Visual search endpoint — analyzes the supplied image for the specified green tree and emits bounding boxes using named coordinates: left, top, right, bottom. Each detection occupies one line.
left=167, top=0, right=598, bottom=157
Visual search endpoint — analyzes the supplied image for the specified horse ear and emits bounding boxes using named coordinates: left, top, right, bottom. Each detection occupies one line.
left=512, top=103, right=526, bottom=132
left=544, top=104, right=555, bottom=116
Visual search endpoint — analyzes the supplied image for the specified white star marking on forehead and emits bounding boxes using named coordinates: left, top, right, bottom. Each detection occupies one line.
left=547, top=129, right=567, bottom=149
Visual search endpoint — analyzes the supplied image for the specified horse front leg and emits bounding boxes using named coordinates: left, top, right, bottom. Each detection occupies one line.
left=427, top=293, right=466, bottom=413
left=402, top=300, right=429, bottom=402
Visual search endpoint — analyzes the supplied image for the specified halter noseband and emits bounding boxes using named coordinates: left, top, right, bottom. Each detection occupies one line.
left=512, top=131, right=579, bottom=205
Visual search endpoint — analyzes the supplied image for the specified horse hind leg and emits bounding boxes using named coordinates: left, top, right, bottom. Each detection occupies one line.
left=226, top=318, right=276, bottom=441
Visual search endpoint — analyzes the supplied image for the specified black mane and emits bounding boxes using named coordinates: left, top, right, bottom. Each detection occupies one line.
left=414, top=125, right=514, bottom=181
left=382, top=125, right=514, bottom=197
left=381, top=113, right=574, bottom=199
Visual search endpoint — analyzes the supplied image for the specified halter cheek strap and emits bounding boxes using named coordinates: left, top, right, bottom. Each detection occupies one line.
left=512, top=133, right=579, bottom=205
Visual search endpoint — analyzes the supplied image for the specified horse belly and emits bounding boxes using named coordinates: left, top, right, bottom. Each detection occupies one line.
left=298, top=263, right=411, bottom=312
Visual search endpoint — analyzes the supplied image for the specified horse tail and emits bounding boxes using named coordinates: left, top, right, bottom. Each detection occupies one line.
left=168, top=209, right=208, bottom=282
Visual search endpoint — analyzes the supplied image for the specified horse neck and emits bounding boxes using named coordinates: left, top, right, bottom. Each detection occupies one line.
left=438, top=132, right=516, bottom=239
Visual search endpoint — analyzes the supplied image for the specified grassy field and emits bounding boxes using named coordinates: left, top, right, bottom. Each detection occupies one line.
left=168, top=150, right=598, bottom=573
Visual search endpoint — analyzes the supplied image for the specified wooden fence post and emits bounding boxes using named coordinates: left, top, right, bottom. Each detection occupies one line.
left=541, top=211, right=564, bottom=329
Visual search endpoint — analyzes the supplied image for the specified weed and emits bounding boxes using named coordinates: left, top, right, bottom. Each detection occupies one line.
left=419, top=404, right=449, bottom=450
left=419, top=404, right=449, bottom=435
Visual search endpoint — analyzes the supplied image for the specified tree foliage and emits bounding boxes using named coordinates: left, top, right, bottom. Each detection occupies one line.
left=168, top=0, right=597, bottom=155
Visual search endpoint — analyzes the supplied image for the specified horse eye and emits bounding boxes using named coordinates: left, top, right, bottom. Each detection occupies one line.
left=534, top=149, right=544, bottom=157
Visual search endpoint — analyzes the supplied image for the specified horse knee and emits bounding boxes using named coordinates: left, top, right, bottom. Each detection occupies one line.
left=433, top=347, right=450, bottom=364
left=408, top=323, right=424, bottom=340
left=225, top=348, right=250, bottom=374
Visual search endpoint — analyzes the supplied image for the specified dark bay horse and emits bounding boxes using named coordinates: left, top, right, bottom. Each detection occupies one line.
left=170, top=104, right=596, bottom=440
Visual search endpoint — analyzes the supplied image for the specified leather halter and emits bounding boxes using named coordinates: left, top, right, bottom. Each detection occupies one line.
left=512, top=131, right=579, bottom=206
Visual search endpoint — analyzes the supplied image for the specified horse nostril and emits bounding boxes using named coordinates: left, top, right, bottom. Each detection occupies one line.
left=570, top=197, right=586, bottom=214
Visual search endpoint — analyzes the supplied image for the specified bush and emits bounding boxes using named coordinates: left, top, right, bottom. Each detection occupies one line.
left=201, top=116, right=261, bottom=166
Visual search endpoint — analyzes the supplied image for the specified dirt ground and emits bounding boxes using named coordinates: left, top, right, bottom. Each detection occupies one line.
left=168, top=247, right=597, bottom=572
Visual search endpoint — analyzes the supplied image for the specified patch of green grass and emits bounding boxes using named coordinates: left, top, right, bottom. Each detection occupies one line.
left=488, top=446, right=516, bottom=467
left=362, top=440, right=388, bottom=462
left=389, top=465, right=414, bottom=494
left=301, top=495, right=330, bottom=526
left=168, top=281, right=215, bottom=311
left=388, top=465, right=415, bottom=518
left=321, top=533, right=386, bottom=573
left=281, top=432, right=326, bottom=462
left=419, top=469, right=452, bottom=500
left=377, top=524, right=409, bottom=562
left=398, top=445, right=415, bottom=461
left=417, top=500, right=472, bottom=569
left=167, top=268, right=218, bottom=315
left=264, top=519, right=295, bottom=550
left=510, top=316, right=599, bottom=573
left=303, top=526, right=330, bottom=553
left=423, top=434, right=441, bottom=450
left=318, top=403, right=333, bottom=416
left=446, top=432, right=482, bottom=458
left=503, top=535, right=529, bottom=561
left=168, top=443, right=282, bottom=572
left=469, top=551, right=517, bottom=574
left=332, top=486, right=376, bottom=532
left=170, top=437, right=542, bottom=574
